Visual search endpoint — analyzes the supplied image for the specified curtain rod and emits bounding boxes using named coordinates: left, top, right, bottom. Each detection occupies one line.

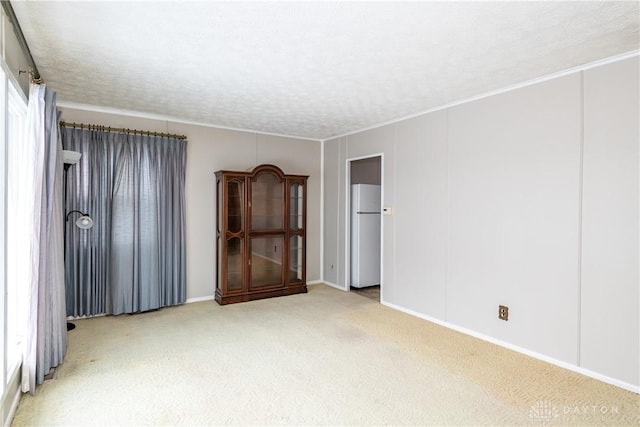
left=19, top=69, right=43, bottom=84
left=1, top=1, right=41, bottom=80
left=59, top=121, right=187, bottom=140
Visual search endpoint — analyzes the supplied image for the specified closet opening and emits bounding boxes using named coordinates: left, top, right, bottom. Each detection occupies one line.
left=346, top=154, right=382, bottom=302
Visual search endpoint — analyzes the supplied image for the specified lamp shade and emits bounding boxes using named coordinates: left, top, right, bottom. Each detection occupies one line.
left=76, top=215, right=93, bottom=229
left=62, top=150, right=82, bottom=165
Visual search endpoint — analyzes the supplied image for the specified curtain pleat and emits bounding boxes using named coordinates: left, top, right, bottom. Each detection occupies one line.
left=62, top=128, right=187, bottom=317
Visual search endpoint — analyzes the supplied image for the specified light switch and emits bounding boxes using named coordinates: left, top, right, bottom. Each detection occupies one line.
left=383, top=206, right=393, bottom=216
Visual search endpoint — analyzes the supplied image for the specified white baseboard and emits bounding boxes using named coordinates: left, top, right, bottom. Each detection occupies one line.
left=5, top=381, right=20, bottom=425
left=321, top=281, right=344, bottom=291
left=381, top=300, right=640, bottom=394
left=2, top=365, right=22, bottom=427
left=67, top=313, right=106, bottom=320
left=186, top=295, right=216, bottom=304
left=307, top=280, right=323, bottom=285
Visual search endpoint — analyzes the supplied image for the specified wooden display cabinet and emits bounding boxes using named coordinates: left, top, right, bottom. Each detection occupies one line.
left=215, top=164, right=308, bottom=305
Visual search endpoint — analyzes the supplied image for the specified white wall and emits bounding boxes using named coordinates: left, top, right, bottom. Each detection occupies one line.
left=322, top=55, right=639, bottom=390
left=448, top=74, right=582, bottom=364
left=322, top=138, right=340, bottom=285
left=58, top=107, right=322, bottom=301
left=581, top=58, right=639, bottom=386
left=394, top=111, right=447, bottom=318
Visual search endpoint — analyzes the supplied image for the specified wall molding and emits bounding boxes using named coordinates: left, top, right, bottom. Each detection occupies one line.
left=576, top=70, right=585, bottom=366
left=320, top=140, right=325, bottom=283
left=381, top=300, right=640, bottom=394
left=185, top=295, right=216, bottom=304
left=59, top=52, right=640, bottom=145
left=325, top=50, right=640, bottom=141
left=57, top=101, right=323, bottom=143
left=321, top=281, right=341, bottom=290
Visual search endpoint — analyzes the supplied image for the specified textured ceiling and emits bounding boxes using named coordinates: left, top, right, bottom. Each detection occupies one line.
left=11, top=1, right=640, bottom=140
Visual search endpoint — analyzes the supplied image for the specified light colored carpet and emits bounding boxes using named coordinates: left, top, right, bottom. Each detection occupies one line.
left=12, top=284, right=639, bottom=426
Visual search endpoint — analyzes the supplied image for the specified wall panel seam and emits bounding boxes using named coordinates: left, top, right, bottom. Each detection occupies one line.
left=444, top=107, right=450, bottom=322
left=337, top=137, right=343, bottom=287
left=320, top=140, right=324, bottom=282
left=577, top=71, right=585, bottom=366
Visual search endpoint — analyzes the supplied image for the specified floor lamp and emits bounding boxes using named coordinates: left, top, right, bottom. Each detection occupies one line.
left=62, top=150, right=93, bottom=331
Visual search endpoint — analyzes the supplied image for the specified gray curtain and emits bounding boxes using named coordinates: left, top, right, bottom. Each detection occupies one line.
left=36, top=88, right=68, bottom=386
left=62, top=128, right=187, bottom=316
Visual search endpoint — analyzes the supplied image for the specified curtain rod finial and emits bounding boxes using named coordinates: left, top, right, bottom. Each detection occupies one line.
left=18, top=68, right=43, bottom=84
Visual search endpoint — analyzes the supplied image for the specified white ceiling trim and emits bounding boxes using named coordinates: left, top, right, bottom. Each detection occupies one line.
left=14, top=1, right=637, bottom=140
left=56, top=100, right=323, bottom=143
left=323, top=49, right=640, bottom=142
left=57, top=49, right=639, bottom=145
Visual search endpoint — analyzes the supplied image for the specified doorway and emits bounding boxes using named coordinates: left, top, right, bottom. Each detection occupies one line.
left=346, top=155, right=382, bottom=302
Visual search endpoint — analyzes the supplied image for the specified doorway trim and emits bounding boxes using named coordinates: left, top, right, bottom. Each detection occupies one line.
left=345, top=153, right=384, bottom=301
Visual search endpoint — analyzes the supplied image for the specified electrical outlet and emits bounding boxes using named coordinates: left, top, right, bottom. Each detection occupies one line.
left=498, top=305, right=509, bottom=321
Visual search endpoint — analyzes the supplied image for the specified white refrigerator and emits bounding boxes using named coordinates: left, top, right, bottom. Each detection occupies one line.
left=351, top=184, right=381, bottom=288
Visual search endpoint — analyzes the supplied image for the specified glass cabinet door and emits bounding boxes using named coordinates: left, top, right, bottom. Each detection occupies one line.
left=251, top=172, right=284, bottom=230
left=227, top=179, right=243, bottom=233
left=227, top=237, right=243, bottom=291
left=225, top=178, right=244, bottom=292
left=216, top=179, right=222, bottom=291
left=288, top=180, right=304, bottom=284
left=290, top=182, right=303, bottom=230
left=250, top=236, right=283, bottom=288
left=289, top=235, right=303, bottom=282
